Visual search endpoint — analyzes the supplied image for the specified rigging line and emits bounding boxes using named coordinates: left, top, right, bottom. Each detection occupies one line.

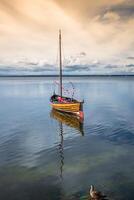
left=61, top=34, right=76, bottom=98
left=54, top=81, right=74, bottom=96
left=69, top=82, right=75, bottom=99
left=61, top=34, right=76, bottom=97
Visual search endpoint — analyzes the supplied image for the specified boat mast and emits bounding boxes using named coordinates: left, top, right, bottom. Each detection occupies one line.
left=59, top=29, right=62, bottom=97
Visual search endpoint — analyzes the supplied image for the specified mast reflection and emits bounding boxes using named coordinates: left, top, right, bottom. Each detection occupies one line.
left=59, top=122, right=64, bottom=179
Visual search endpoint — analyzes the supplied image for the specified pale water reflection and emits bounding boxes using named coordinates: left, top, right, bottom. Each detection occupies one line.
left=0, top=77, right=134, bottom=200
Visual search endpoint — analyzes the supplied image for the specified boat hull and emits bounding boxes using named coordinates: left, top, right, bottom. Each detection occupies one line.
left=50, top=94, right=84, bottom=118
left=51, top=102, right=81, bottom=113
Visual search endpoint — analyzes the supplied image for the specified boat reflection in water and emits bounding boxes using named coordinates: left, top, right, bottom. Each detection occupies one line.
left=50, top=109, right=84, bottom=136
left=50, top=109, right=84, bottom=180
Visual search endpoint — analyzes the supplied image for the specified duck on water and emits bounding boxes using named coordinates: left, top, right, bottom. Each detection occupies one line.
left=89, top=185, right=108, bottom=200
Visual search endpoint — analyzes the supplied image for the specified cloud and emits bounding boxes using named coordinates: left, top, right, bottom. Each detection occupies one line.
left=104, top=64, right=118, bottom=69
left=64, top=65, right=90, bottom=72
left=102, top=11, right=120, bottom=22
left=54, top=0, right=125, bottom=21
left=96, top=0, right=134, bottom=23
left=126, top=64, right=134, bottom=67
left=108, top=2, right=134, bottom=20
left=1, top=59, right=134, bottom=75
left=0, top=0, right=133, bottom=74
left=80, top=52, right=86, bottom=56
left=0, top=0, right=45, bottom=32
left=127, top=56, right=134, bottom=60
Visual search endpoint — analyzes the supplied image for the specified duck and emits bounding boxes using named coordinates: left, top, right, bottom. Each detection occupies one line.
left=89, top=185, right=107, bottom=200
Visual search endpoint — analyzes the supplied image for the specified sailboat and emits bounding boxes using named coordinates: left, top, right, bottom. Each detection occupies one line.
left=50, top=30, right=84, bottom=119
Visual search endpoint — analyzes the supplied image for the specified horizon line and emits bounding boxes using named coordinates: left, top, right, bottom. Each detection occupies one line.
left=0, top=74, right=134, bottom=78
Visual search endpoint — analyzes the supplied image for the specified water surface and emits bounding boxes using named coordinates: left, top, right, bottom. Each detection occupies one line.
left=0, top=76, right=134, bottom=200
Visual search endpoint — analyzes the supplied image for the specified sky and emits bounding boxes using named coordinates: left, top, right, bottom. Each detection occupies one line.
left=0, top=0, right=134, bottom=74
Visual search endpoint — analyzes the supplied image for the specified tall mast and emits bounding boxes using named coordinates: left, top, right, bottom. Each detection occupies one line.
left=59, top=29, right=62, bottom=97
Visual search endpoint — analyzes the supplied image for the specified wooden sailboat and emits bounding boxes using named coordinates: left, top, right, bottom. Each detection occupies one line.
left=50, top=30, right=84, bottom=118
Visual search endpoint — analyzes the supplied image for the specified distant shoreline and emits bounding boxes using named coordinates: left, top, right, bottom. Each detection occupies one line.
left=0, top=74, right=134, bottom=78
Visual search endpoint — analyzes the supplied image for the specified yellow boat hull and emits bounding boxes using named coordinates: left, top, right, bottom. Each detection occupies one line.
left=51, top=102, right=81, bottom=113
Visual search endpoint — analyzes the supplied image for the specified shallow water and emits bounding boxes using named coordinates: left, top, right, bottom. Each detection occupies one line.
left=0, top=76, right=134, bottom=200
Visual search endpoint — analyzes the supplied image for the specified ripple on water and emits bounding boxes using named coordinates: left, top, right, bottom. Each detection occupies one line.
left=0, top=77, right=134, bottom=200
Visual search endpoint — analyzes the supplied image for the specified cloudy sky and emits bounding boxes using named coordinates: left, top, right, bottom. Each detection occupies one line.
left=0, top=0, right=134, bottom=74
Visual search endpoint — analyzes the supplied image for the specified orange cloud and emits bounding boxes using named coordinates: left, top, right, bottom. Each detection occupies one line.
left=0, top=0, right=133, bottom=64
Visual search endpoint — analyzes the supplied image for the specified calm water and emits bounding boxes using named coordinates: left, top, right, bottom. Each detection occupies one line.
left=0, top=76, right=134, bottom=200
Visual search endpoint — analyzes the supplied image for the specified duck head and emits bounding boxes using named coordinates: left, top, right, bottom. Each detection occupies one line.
left=90, top=185, right=94, bottom=192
